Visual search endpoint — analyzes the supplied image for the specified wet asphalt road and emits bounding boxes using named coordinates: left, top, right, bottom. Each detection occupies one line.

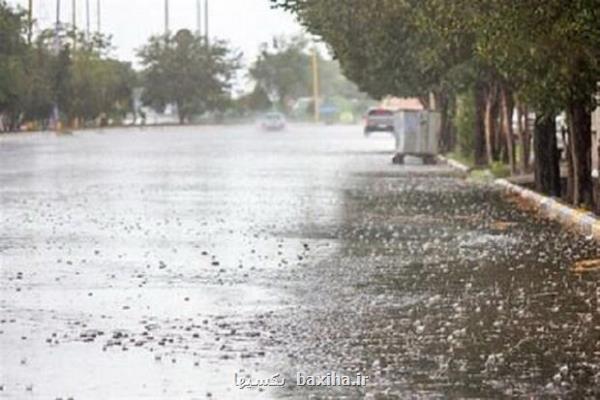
left=1, top=124, right=600, bottom=399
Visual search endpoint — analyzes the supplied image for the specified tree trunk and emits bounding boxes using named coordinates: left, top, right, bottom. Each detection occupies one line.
left=177, top=101, right=186, bottom=125
left=517, top=103, right=531, bottom=173
left=565, top=129, right=574, bottom=203
left=484, top=82, right=498, bottom=164
left=567, top=99, right=593, bottom=207
left=534, top=113, right=561, bottom=196
left=500, top=85, right=516, bottom=174
left=434, top=90, right=451, bottom=153
left=474, top=82, right=487, bottom=166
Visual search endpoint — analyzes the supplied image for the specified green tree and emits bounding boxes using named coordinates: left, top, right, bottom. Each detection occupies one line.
left=274, top=0, right=600, bottom=210
left=33, top=28, right=136, bottom=127
left=471, top=0, right=600, bottom=206
left=248, top=35, right=312, bottom=112
left=0, top=0, right=28, bottom=130
left=235, top=86, right=272, bottom=114
left=272, top=0, right=473, bottom=151
left=138, top=29, right=240, bottom=124
left=69, top=32, right=136, bottom=124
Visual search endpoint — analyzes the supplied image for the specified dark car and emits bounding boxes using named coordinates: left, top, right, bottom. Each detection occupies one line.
left=364, top=108, right=395, bottom=136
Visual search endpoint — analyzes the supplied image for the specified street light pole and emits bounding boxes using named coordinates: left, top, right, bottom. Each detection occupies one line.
left=204, top=0, right=209, bottom=45
left=196, top=0, right=202, bottom=36
left=54, top=0, right=61, bottom=132
left=72, top=0, right=77, bottom=50
left=96, top=0, right=100, bottom=32
left=27, top=0, right=33, bottom=44
left=85, top=0, right=90, bottom=37
left=312, top=48, right=320, bottom=123
left=164, top=0, right=169, bottom=35
left=72, top=0, right=76, bottom=28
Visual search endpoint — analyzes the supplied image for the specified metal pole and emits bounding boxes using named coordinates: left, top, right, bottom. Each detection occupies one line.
left=72, top=0, right=76, bottom=49
left=55, top=0, right=61, bottom=49
left=27, top=0, right=33, bottom=44
left=85, top=0, right=90, bottom=37
left=54, top=0, right=61, bottom=132
left=164, top=0, right=169, bottom=35
left=204, top=0, right=208, bottom=44
left=196, top=0, right=202, bottom=36
left=312, top=48, right=320, bottom=123
left=96, top=0, right=100, bottom=32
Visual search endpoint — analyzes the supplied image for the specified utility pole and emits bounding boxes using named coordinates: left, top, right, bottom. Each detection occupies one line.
left=312, top=48, right=320, bottom=123
left=96, top=0, right=100, bottom=32
left=54, top=0, right=61, bottom=52
left=56, top=0, right=61, bottom=27
left=72, top=0, right=76, bottom=28
left=72, top=0, right=76, bottom=50
left=85, top=0, right=90, bottom=37
left=54, top=0, right=62, bottom=132
left=196, top=0, right=202, bottom=36
left=164, top=0, right=170, bottom=35
left=204, top=0, right=209, bottom=44
left=27, top=0, right=33, bottom=44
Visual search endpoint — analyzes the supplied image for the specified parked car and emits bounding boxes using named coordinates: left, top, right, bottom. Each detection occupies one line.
left=260, top=112, right=286, bottom=131
left=364, top=108, right=395, bottom=136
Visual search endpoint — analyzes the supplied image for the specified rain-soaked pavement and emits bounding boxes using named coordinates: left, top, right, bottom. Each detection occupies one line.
left=1, top=124, right=599, bottom=399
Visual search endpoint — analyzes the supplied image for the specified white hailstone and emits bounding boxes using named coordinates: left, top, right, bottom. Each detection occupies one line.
left=453, top=328, right=467, bottom=338
left=559, top=365, right=569, bottom=375
left=427, top=295, right=441, bottom=305
left=553, top=373, right=562, bottom=384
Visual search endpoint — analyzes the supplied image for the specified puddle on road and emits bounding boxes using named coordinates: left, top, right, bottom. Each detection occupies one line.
left=1, top=128, right=600, bottom=399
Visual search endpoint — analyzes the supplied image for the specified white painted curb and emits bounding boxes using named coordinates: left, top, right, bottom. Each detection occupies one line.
left=495, top=179, right=600, bottom=241
left=439, top=155, right=600, bottom=241
left=437, top=155, right=470, bottom=173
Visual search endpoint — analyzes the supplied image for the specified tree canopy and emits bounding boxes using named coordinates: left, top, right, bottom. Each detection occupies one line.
left=137, top=29, right=240, bottom=124
left=272, top=0, right=600, bottom=209
left=0, top=1, right=136, bottom=130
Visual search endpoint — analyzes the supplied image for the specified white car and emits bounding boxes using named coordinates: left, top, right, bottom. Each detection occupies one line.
left=260, top=112, right=286, bottom=131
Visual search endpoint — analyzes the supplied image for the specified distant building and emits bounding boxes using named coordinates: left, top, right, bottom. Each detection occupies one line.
left=380, top=97, right=424, bottom=111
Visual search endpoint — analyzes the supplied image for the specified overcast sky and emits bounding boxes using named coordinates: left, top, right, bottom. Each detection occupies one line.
left=8, top=0, right=304, bottom=66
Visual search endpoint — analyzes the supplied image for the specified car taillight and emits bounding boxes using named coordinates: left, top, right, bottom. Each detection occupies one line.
left=371, top=110, right=391, bottom=116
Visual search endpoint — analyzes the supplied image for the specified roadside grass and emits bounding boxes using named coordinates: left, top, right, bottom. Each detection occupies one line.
left=446, top=151, right=474, bottom=168
left=445, top=152, right=510, bottom=179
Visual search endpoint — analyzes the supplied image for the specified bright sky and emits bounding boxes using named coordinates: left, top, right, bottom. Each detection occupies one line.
left=8, top=0, right=304, bottom=66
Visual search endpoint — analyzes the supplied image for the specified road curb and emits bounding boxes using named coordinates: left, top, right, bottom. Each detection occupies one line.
left=437, top=155, right=471, bottom=173
left=495, top=178, right=600, bottom=240
left=439, top=155, right=600, bottom=241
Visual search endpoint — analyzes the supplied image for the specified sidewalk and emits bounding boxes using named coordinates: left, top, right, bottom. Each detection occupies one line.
left=439, top=156, right=600, bottom=241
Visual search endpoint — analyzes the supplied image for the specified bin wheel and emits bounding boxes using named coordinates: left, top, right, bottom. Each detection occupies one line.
left=422, top=155, right=436, bottom=165
left=392, top=153, right=405, bottom=165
